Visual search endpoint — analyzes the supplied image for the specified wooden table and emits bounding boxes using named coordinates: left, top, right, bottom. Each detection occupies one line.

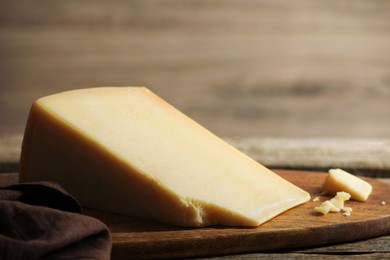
left=1, top=134, right=389, bottom=259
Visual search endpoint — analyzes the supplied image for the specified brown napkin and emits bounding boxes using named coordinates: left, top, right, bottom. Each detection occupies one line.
left=0, top=182, right=111, bottom=260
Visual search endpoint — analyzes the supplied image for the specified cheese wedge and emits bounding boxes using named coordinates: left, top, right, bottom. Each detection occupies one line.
left=322, top=168, right=372, bottom=202
left=20, top=87, right=310, bottom=227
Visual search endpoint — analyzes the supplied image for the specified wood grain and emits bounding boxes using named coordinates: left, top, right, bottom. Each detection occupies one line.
left=2, top=134, right=390, bottom=177
left=1, top=170, right=389, bottom=259
left=1, top=0, right=390, bottom=138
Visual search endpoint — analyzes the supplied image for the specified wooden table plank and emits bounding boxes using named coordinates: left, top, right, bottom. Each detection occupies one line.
left=292, top=235, right=390, bottom=254
left=206, top=252, right=389, bottom=259
left=226, top=138, right=390, bottom=178
left=2, top=134, right=390, bottom=177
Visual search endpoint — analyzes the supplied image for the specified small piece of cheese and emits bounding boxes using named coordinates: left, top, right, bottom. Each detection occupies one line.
left=341, top=207, right=352, bottom=217
left=334, top=191, right=352, bottom=201
left=312, top=197, right=320, bottom=202
left=322, top=168, right=372, bottom=202
left=314, top=191, right=351, bottom=215
left=314, top=201, right=337, bottom=215
left=329, top=191, right=351, bottom=210
left=20, top=87, right=310, bottom=227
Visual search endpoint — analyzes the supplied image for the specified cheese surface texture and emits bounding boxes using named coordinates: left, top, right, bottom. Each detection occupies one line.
left=322, top=168, right=372, bottom=202
left=20, top=87, right=310, bottom=227
left=314, top=191, right=351, bottom=215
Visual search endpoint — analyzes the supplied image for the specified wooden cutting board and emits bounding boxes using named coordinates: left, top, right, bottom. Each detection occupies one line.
left=1, top=170, right=389, bottom=259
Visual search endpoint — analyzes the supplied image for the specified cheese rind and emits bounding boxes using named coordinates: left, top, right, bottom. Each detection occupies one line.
left=20, top=87, right=310, bottom=227
left=322, top=169, right=372, bottom=202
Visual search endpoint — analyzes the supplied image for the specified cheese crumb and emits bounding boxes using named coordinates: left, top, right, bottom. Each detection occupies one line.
left=314, top=200, right=337, bottom=214
left=334, top=191, right=351, bottom=201
left=341, top=207, right=353, bottom=217
left=314, top=191, right=352, bottom=215
left=381, top=201, right=386, bottom=206
left=312, top=197, right=320, bottom=202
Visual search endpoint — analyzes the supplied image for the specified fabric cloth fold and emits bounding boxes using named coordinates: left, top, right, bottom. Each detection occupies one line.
left=0, top=181, right=111, bottom=260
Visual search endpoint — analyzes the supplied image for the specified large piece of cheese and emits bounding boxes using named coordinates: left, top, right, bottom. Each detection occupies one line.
left=20, top=87, right=310, bottom=227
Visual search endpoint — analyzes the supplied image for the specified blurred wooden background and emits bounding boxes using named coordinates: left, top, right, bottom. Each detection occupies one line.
left=1, top=0, right=390, bottom=138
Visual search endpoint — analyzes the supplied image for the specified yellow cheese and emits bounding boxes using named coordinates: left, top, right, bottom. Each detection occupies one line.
left=322, top=169, right=372, bottom=202
left=314, top=191, right=351, bottom=215
left=341, top=207, right=352, bottom=217
left=20, top=87, right=310, bottom=227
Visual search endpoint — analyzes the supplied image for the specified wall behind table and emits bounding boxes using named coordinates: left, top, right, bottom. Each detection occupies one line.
left=1, top=0, right=390, bottom=137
